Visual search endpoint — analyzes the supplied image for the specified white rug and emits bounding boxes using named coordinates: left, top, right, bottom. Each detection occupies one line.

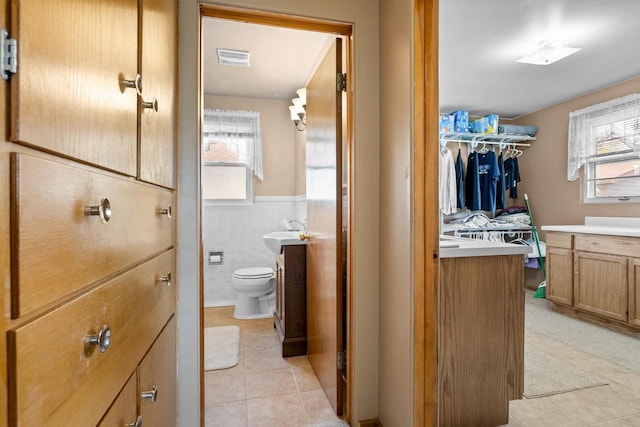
left=204, top=325, right=240, bottom=371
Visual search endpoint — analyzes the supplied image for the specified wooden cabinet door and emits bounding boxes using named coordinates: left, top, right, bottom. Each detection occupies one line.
left=138, top=0, right=177, bottom=188
left=629, top=259, right=640, bottom=327
left=11, top=0, right=138, bottom=175
left=574, top=251, right=628, bottom=322
left=138, top=316, right=176, bottom=427
left=98, top=373, right=138, bottom=427
left=546, top=247, right=573, bottom=306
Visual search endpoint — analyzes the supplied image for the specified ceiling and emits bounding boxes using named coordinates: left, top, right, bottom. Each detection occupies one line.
left=203, top=1, right=640, bottom=119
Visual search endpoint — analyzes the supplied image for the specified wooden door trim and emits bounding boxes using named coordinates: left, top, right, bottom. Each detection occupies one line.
left=198, top=4, right=354, bottom=425
left=413, top=0, right=439, bottom=426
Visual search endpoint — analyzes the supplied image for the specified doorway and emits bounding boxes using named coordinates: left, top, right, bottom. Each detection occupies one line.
left=199, top=5, right=354, bottom=424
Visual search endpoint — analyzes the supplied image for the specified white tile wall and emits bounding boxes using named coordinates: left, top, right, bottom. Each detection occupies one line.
left=203, top=196, right=306, bottom=307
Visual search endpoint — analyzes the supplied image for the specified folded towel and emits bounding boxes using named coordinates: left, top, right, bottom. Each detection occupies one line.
left=497, top=124, right=539, bottom=137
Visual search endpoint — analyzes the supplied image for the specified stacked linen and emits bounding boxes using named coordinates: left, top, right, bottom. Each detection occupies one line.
left=499, top=212, right=530, bottom=226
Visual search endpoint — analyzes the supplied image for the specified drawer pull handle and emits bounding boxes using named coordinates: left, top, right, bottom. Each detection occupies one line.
left=141, top=385, right=158, bottom=404
left=142, top=97, right=158, bottom=113
left=157, top=205, right=172, bottom=219
left=158, top=272, right=172, bottom=287
left=125, top=415, right=143, bottom=427
left=121, top=73, right=143, bottom=96
left=85, top=198, right=112, bottom=223
left=85, top=325, right=111, bottom=353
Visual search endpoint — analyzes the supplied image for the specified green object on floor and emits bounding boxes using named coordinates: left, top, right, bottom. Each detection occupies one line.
left=524, top=193, right=547, bottom=298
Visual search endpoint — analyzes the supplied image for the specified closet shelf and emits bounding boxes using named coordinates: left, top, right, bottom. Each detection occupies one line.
left=440, top=132, right=535, bottom=147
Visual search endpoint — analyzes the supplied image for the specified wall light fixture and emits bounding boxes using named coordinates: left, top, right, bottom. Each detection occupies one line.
left=289, top=88, right=306, bottom=131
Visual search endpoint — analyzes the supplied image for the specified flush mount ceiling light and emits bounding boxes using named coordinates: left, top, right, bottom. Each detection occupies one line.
left=516, top=42, right=581, bottom=65
left=217, top=48, right=250, bottom=67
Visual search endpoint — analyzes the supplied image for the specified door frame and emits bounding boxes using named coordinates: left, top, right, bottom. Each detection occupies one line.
left=198, top=4, right=355, bottom=424
left=413, top=0, right=440, bottom=426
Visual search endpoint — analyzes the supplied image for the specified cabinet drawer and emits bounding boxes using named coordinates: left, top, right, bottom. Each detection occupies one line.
left=546, top=232, right=573, bottom=249
left=575, top=234, right=640, bottom=258
left=8, top=249, right=175, bottom=426
left=139, top=317, right=176, bottom=427
left=11, top=154, right=174, bottom=317
left=98, top=373, right=138, bottom=427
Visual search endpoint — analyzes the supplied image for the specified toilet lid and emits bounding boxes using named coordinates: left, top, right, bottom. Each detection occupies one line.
left=233, top=267, right=273, bottom=278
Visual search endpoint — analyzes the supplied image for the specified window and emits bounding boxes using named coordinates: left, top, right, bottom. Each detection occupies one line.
left=202, top=109, right=263, bottom=203
left=568, top=94, right=640, bottom=203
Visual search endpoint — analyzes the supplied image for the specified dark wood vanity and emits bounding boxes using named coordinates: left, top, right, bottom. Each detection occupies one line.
left=274, top=244, right=307, bottom=357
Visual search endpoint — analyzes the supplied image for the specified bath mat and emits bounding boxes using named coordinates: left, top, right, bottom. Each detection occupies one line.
left=204, top=325, right=240, bottom=371
left=523, top=344, right=608, bottom=398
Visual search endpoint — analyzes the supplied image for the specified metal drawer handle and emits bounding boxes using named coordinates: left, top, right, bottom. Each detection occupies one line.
left=121, top=73, right=143, bottom=96
left=125, top=415, right=143, bottom=427
left=142, top=97, right=158, bottom=113
left=158, top=272, right=172, bottom=287
left=85, top=325, right=111, bottom=353
left=141, top=385, right=158, bottom=404
left=157, top=205, right=172, bottom=219
left=85, top=198, right=112, bottom=223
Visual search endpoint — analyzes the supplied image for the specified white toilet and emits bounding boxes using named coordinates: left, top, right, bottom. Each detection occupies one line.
left=231, top=267, right=276, bottom=319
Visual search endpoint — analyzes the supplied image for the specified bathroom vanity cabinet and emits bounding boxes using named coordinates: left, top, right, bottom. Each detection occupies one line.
left=274, top=245, right=307, bottom=357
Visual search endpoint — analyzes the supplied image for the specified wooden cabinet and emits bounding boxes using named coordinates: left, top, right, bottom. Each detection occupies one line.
left=546, top=231, right=640, bottom=332
left=439, top=254, right=524, bottom=427
left=546, top=232, right=574, bottom=306
left=139, top=0, right=177, bottom=189
left=274, top=245, right=307, bottom=357
left=1, top=0, right=177, bottom=424
left=574, top=251, right=628, bottom=322
left=10, top=0, right=177, bottom=188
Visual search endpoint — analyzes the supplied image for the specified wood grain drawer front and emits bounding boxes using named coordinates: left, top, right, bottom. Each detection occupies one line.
left=546, top=232, right=573, bottom=249
left=12, top=0, right=138, bottom=176
left=8, top=249, right=175, bottom=426
left=574, top=251, right=628, bottom=322
left=629, top=259, right=640, bottom=327
left=11, top=154, right=175, bottom=317
left=575, top=234, right=640, bottom=258
left=139, top=316, right=176, bottom=427
left=98, top=373, right=138, bottom=427
left=546, top=247, right=573, bottom=306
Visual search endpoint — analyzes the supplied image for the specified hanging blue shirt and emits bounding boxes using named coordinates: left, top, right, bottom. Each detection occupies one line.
left=465, top=152, right=481, bottom=210
left=455, top=148, right=465, bottom=209
left=477, top=151, right=500, bottom=212
left=496, top=153, right=506, bottom=210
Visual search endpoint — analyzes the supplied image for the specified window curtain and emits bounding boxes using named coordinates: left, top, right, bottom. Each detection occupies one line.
left=567, top=93, right=640, bottom=181
left=202, top=108, right=264, bottom=181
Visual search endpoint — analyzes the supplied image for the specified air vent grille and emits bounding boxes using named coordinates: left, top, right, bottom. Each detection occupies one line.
left=217, top=48, right=250, bottom=67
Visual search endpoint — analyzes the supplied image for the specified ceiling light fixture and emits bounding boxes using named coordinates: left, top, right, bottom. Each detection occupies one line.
left=516, top=42, right=581, bottom=66
left=217, top=48, right=250, bottom=67
left=289, top=88, right=306, bottom=131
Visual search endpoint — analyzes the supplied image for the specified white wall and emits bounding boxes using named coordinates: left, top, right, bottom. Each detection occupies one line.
left=177, top=1, right=380, bottom=426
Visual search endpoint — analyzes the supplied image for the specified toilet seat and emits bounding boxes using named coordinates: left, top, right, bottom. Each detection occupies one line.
left=233, top=267, right=273, bottom=279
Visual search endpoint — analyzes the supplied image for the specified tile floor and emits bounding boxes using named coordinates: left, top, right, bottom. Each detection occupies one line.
left=503, top=292, right=640, bottom=427
left=204, top=307, right=344, bottom=427
left=205, top=296, right=640, bottom=427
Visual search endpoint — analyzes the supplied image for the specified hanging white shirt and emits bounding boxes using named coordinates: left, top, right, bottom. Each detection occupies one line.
left=439, top=147, right=457, bottom=215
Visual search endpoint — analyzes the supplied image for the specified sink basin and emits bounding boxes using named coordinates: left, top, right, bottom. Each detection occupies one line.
left=263, top=231, right=307, bottom=254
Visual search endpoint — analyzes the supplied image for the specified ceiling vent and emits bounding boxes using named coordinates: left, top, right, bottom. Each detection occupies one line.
left=217, top=48, right=250, bottom=67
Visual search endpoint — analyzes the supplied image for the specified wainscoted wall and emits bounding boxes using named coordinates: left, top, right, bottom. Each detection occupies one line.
left=203, top=196, right=306, bottom=307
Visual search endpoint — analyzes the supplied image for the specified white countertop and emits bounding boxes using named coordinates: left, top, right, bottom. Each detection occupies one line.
left=439, top=236, right=532, bottom=258
left=541, top=216, right=640, bottom=238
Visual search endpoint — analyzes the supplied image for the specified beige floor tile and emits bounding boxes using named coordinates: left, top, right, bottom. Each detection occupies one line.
left=247, top=393, right=308, bottom=427
left=287, top=355, right=311, bottom=367
left=299, top=389, right=341, bottom=424
left=246, top=368, right=297, bottom=399
left=609, top=373, right=640, bottom=398
left=498, top=416, right=524, bottom=427
left=592, top=413, right=640, bottom=426
left=548, top=384, right=640, bottom=425
left=509, top=397, right=583, bottom=427
left=245, top=334, right=281, bottom=353
left=205, top=372, right=246, bottom=404
left=246, top=348, right=291, bottom=372
left=205, top=400, right=248, bottom=427
left=293, top=366, right=322, bottom=392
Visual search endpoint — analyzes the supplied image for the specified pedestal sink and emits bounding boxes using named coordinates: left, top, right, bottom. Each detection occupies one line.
left=263, top=231, right=307, bottom=254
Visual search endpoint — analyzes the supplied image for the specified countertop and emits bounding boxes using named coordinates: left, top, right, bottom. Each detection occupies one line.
left=541, top=216, right=640, bottom=238
left=439, top=235, right=532, bottom=259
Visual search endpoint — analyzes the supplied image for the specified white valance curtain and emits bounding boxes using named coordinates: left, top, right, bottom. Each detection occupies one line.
left=202, top=108, right=264, bottom=181
left=567, top=93, right=640, bottom=181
